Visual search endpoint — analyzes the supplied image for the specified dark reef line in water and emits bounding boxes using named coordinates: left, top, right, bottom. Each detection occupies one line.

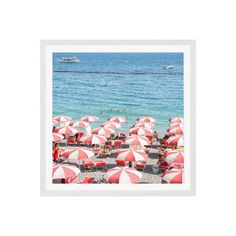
left=54, top=70, right=183, bottom=75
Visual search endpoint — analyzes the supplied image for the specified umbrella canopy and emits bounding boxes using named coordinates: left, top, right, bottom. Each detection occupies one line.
left=52, top=164, right=80, bottom=180
left=81, top=116, right=99, bottom=122
left=162, top=169, right=183, bottom=184
left=53, top=115, right=71, bottom=123
left=108, top=116, right=127, bottom=123
left=72, top=121, right=90, bottom=128
left=129, top=127, right=153, bottom=136
left=116, top=149, right=148, bottom=162
left=100, top=122, right=121, bottom=129
left=92, top=127, right=115, bottom=137
left=63, top=147, right=94, bottom=160
left=170, top=117, right=184, bottom=123
left=168, top=127, right=184, bottom=135
left=52, top=119, right=60, bottom=126
left=169, top=122, right=184, bottom=129
left=165, top=150, right=184, bottom=164
left=135, top=122, right=155, bottom=128
left=105, top=167, right=142, bottom=184
left=52, top=133, right=64, bottom=142
left=166, top=135, right=184, bottom=147
left=137, top=116, right=156, bottom=123
left=57, top=126, right=78, bottom=136
left=80, top=134, right=107, bottom=145
left=124, top=135, right=151, bottom=146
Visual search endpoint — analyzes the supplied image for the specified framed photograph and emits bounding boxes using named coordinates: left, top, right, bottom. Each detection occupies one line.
left=40, top=40, right=196, bottom=196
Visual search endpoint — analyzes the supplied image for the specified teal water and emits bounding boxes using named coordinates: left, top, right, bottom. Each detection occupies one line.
left=53, top=53, right=183, bottom=137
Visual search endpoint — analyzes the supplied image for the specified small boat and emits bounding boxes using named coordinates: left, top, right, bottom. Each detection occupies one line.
left=163, top=65, right=174, bottom=69
left=60, top=57, right=80, bottom=63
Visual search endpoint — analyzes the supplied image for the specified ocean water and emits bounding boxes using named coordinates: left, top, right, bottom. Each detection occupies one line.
left=53, top=53, right=183, bottom=137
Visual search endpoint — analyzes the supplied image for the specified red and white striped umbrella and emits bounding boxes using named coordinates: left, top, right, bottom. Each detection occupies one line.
left=165, top=150, right=184, bottom=164
left=63, top=147, right=94, bottom=160
left=166, top=135, right=184, bottom=146
left=72, top=121, right=90, bottom=128
left=52, top=164, right=80, bottom=180
left=108, top=116, right=127, bottom=123
left=137, top=116, right=156, bottom=123
left=162, top=169, right=183, bottom=184
left=52, top=120, right=59, bottom=126
left=170, top=117, right=184, bottom=123
left=100, top=122, right=121, bottom=129
left=52, top=133, right=64, bottom=142
left=135, top=122, right=155, bottom=129
left=57, top=126, right=78, bottom=136
left=168, top=127, right=184, bottom=135
left=53, top=115, right=71, bottom=122
left=129, top=127, right=153, bottom=136
left=116, top=149, right=148, bottom=162
left=92, top=127, right=115, bottom=137
left=124, top=135, right=151, bottom=146
left=105, top=167, right=142, bottom=184
left=169, top=122, right=184, bottom=129
left=81, top=116, right=99, bottom=122
left=80, top=134, right=107, bottom=145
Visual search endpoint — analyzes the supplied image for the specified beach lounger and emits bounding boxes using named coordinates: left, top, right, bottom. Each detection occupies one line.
left=82, top=160, right=94, bottom=171
left=93, top=160, right=107, bottom=171
left=116, top=159, right=128, bottom=166
left=134, top=162, right=146, bottom=171
left=113, top=140, right=123, bottom=148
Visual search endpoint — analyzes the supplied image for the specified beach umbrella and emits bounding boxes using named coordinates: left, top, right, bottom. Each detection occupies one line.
left=168, top=127, right=184, bottom=135
left=116, top=149, right=148, bottom=162
left=166, top=135, right=184, bottom=147
left=53, top=115, right=71, bottom=123
left=72, top=121, right=90, bottom=128
left=170, top=117, right=184, bottom=123
left=52, top=119, right=59, bottom=126
left=169, top=122, right=184, bottom=129
left=52, top=164, right=80, bottom=182
left=57, top=126, right=78, bottom=136
left=108, top=116, right=127, bottom=123
left=137, top=116, right=156, bottom=123
left=100, top=122, right=121, bottom=129
left=124, top=135, right=151, bottom=146
left=162, top=169, right=183, bottom=184
left=92, top=127, right=115, bottom=137
left=135, top=122, right=155, bottom=129
left=81, top=116, right=99, bottom=122
left=129, top=127, right=153, bottom=136
left=165, top=150, right=184, bottom=164
left=63, top=147, right=94, bottom=160
left=80, top=134, right=107, bottom=145
left=52, top=133, right=64, bottom=142
left=105, top=167, right=142, bottom=184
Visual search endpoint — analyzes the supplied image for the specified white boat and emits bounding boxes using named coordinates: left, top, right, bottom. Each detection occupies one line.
left=163, top=65, right=174, bottom=69
left=60, top=57, right=80, bottom=63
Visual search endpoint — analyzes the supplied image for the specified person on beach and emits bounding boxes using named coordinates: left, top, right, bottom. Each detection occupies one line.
left=75, top=133, right=80, bottom=144
left=153, top=131, right=158, bottom=140
left=128, top=161, right=132, bottom=168
left=157, top=156, right=169, bottom=173
left=53, top=143, right=62, bottom=162
left=101, top=146, right=110, bottom=158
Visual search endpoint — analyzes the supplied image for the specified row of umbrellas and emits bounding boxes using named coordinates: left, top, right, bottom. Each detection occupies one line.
left=161, top=117, right=184, bottom=183
left=52, top=115, right=184, bottom=184
left=53, top=164, right=183, bottom=184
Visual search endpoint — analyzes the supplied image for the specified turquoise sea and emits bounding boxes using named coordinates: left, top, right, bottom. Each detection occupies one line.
left=53, top=53, right=183, bottom=137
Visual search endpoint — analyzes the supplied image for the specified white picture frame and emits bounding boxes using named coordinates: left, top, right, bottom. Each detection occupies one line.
left=40, top=40, right=196, bottom=196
